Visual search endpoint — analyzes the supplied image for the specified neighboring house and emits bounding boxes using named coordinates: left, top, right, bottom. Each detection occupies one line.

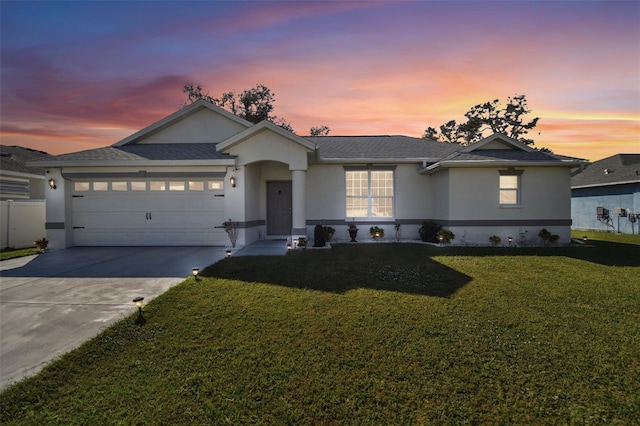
left=0, top=145, right=49, bottom=248
left=571, top=154, right=640, bottom=235
left=0, top=145, right=49, bottom=200
left=29, top=100, right=585, bottom=249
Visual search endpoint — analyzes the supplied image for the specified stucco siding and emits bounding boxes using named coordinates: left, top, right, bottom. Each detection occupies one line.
left=139, top=109, right=247, bottom=144
left=228, top=131, right=309, bottom=170
left=571, top=183, right=639, bottom=234
left=429, top=170, right=450, bottom=220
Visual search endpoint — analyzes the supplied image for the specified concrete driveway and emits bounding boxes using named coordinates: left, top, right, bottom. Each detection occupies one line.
left=0, top=246, right=227, bottom=390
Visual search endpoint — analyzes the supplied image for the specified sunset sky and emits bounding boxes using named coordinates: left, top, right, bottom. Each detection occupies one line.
left=1, top=1, right=638, bottom=162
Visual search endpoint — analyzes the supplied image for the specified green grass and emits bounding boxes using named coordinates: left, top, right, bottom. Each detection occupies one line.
left=0, top=247, right=39, bottom=261
left=2, top=232, right=639, bottom=424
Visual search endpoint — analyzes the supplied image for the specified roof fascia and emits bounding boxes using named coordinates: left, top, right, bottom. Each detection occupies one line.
left=113, top=100, right=252, bottom=147
left=28, top=159, right=236, bottom=168
left=420, top=159, right=585, bottom=175
left=0, top=170, right=45, bottom=180
left=217, top=121, right=317, bottom=152
left=318, top=158, right=436, bottom=164
left=572, top=180, right=640, bottom=189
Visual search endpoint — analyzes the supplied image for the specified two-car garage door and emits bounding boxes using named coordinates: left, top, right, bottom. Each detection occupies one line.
left=71, top=179, right=226, bottom=246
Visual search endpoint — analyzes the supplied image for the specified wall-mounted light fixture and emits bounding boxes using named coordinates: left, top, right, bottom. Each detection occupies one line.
left=229, top=175, right=236, bottom=188
left=508, top=236, right=513, bottom=247
left=48, top=178, right=57, bottom=189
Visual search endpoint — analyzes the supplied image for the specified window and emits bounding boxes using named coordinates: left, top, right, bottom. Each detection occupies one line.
left=93, top=182, right=108, bottom=191
left=150, top=181, right=166, bottom=191
left=131, top=181, right=147, bottom=191
left=169, top=181, right=185, bottom=191
left=345, top=168, right=394, bottom=218
left=74, top=182, right=90, bottom=192
left=112, top=181, right=127, bottom=191
left=208, top=181, right=223, bottom=190
left=499, top=170, right=522, bottom=206
left=188, top=181, right=204, bottom=191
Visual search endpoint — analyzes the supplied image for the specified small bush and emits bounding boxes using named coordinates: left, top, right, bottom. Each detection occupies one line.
left=419, top=221, right=441, bottom=243
left=369, top=226, right=384, bottom=239
left=436, top=229, right=455, bottom=244
left=489, top=235, right=501, bottom=246
left=538, top=228, right=559, bottom=246
left=323, top=226, right=336, bottom=242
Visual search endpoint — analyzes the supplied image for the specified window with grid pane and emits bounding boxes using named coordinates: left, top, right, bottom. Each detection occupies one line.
left=499, top=172, right=521, bottom=206
left=346, top=169, right=394, bottom=218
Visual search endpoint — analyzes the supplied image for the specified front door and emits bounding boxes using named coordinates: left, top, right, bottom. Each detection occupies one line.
left=267, top=181, right=292, bottom=235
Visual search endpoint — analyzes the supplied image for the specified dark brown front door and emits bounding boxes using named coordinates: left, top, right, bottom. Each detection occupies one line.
left=267, top=181, right=292, bottom=235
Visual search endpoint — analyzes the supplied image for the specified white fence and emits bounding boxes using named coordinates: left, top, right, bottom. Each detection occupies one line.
left=0, top=200, right=46, bottom=249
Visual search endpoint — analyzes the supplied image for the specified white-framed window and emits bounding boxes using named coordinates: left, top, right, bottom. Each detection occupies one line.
left=131, top=181, right=147, bottom=191
left=93, top=182, right=108, bottom=191
left=345, top=168, right=394, bottom=218
left=150, top=181, right=166, bottom=191
left=208, top=181, right=223, bottom=190
left=169, top=181, right=185, bottom=191
left=74, top=182, right=90, bottom=192
left=112, top=181, right=127, bottom=191
left=188, top=181, right=204, bottom=191
left=499, top=170, right=523, bottom=206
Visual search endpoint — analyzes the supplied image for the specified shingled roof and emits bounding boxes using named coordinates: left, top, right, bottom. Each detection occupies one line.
left=572, top=154, right=640, bottom=188
left=0, top=145, right=50, bottom=176
left=30, top=143, right=235, bottom=167
left=308, top=135, right=459, bottom=161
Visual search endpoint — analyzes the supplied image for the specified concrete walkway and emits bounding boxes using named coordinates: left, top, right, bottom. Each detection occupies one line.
left=0, top=246, right=228, bottom=390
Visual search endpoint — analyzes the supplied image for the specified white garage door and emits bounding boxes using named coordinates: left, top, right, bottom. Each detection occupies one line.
left=71, top=179, right=226, bottom=246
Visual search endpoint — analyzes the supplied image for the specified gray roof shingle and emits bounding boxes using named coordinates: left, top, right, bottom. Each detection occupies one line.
left=31, top=143, right=232, bottom=164
left=0, top=145, right=50, bottom=175
left=440, top=149, right=571, bottom=163
left=307, top=135, right=459, bottom=160
left=572, top=154, right=640, bottom=188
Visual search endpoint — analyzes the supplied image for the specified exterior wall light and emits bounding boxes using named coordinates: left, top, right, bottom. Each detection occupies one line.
left=48, top=178, right=57, bottom=189
left=508, top=236, right=513, bottom=247
left=133, top=297, right=144, bottom=315
left=230, top=175, right=236, bottom=188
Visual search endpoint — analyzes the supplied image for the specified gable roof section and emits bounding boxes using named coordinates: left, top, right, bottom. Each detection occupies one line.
left=113, top=100, right=252, bottom=146
left=217, top=120, right=316, bottom=153
left=0, top=145, right=49, bottom=178
left=308, top=135, right=459, bottom=163
left=572, top=154, right=640, bottom=189
left=28, top=144, right=235, bottom=168
left=421, top=134, right=586, bottom=174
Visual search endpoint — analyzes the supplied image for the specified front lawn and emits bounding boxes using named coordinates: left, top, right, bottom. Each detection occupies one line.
left=2, top=232, right=639, bottom=424
left=0, top=247, right=39, bottom=261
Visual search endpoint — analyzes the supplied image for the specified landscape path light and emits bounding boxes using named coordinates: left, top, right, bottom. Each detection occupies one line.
left=508, top=236, right=513, bottom=247
left=133, top=297, right=144, bottom=315
left=192, top=267, right=200, bottom=281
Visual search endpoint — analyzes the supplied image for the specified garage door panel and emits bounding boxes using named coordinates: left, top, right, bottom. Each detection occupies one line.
left=71, top=185, right=225, bottom=246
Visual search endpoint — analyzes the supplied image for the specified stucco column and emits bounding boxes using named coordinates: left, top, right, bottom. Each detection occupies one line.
left=291, top=169, right=306, bottom=235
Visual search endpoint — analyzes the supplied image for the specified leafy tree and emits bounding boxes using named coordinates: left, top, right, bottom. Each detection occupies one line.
left=310, top=125, right=331, bottom=136
left=183, top=82, right=328, bottom=135
left=423, top=94, right=539, bottom=146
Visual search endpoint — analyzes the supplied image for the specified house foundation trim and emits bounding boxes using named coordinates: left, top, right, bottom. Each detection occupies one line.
left=45, top=222, right=65, bottom=229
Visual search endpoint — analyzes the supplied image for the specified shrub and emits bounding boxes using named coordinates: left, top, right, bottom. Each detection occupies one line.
left=323, top=226, right=336, bottom=242
left=369, top=226, right=384, bottom=239
left=419, top=221, right=441, bottom=243
left=489, top=235, right=501, bottom=246
left=538, top=228, right=560, bottom=246
left=34, top=237, right=49, bottom=251
left=436, top=229, right=455, bottom=244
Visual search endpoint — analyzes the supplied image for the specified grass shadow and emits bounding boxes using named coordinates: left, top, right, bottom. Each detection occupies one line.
left=203, top=243, right=472, bottom=297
